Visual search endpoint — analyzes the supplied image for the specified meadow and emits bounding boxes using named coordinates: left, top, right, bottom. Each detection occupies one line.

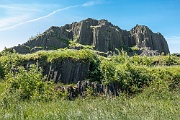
left=0, top=49, right=179, bottom=120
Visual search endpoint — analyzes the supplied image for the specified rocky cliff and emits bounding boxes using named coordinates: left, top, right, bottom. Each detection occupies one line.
left=12, top=18, right=170, bottom=55
left=23, top=54, right=91, bottom=84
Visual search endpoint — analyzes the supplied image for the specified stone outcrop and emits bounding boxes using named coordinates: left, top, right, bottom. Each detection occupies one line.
left=12, top=18, right=170, bottom=55
left=55, top=80, right=121, bottom=99
left=23, top=58, right=90, bottom=84
left=130, top=25, right=169, bottom=54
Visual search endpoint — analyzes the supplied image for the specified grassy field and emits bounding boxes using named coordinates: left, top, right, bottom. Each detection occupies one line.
left=0, top=82, right=179, bottom=120
left=0, top=50, right=179, bottom=120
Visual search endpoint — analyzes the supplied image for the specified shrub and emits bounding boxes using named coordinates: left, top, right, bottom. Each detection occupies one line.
left=114, top=63, right=152, bottom=94
left=3, top=64, right=55, bottom=101
left=100, top=59, right=116, bottom=84
left=0, top=63, right=4, bottom=79
left=100, top=58, right=152, bottom=94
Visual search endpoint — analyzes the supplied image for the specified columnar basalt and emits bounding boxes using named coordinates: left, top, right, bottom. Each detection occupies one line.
left=12, top=18, right=170, bottom=55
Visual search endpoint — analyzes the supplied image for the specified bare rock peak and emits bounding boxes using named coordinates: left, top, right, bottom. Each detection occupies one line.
left=11, top=18, right=170, bottom=55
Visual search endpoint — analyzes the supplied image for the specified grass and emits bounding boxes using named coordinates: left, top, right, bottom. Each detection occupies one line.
left=0, top=50, right=179, bottom=120
left=0, top=79, right=179, bottom=120
left=0, top=80, right=5, bottom=95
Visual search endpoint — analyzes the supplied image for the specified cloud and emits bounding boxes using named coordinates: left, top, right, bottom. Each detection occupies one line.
left=0, top=5, right=80, bottom=31
left=166, top=36, right=180, bottom=40
left=0, top=1, right=101, bottom=31
left=0, top=4, right=40, bottom=12
left=165, top=36, right=180, bottom=44
left=0, top=4, right=42, bottom=31
left=0, top=16, right=29, bottom=28
left=82, top=1, right=97, bottom=6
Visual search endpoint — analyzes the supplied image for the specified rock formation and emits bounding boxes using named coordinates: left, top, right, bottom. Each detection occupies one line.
left=12, top=18, right=170, bottom=55
left=55, top=80, right=120, bottom=99
left=23, top=58, right=90, bottom=84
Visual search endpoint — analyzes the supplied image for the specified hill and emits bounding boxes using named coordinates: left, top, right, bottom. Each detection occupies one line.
left=11, top=18, right=170, bottom=55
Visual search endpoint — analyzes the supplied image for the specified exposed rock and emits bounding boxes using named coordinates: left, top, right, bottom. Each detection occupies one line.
left=61, top=80, right=121, bottom=100
left=23, top=58, right=90, bottom=84
left=140, top=47, right=160, bottom=56
left=12, top=18, right=170, bottom=55
left=130, top=25, right=170, bottom=54
left=45, top=59, right=89, bottom=83
left=13, top=26, right=72, bottom=54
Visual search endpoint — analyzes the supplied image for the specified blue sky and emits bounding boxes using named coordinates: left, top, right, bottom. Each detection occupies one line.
left=0, top=0, right=179, bottom=53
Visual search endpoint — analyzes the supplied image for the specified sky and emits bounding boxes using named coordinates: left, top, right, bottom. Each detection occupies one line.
left=0, top=0, right=180, bottom=53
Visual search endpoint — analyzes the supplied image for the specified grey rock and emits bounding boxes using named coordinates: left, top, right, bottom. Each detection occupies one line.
left=12, top=18, right=170, bottom=55
left=23, top=58, right=90, bottom=84
left=130, top=25, right=170, bottom=54
left=65, top=80, right=121, bottom=99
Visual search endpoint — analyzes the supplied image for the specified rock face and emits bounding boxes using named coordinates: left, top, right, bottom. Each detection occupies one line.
left=23, top=58, right=90, bottom=84
left=45, top=59, right=89, bottom=84
left=12, top=18, right=170, bottom=55
left=55, top=80, right=121, bottom=99
left=130, top=25, right=169, bottom=54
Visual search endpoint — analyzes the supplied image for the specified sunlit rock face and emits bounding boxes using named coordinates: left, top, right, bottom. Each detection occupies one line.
left=12, top=18, right=170, bottom=55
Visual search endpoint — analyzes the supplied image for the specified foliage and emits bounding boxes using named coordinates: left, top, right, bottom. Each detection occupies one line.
left=21, top=49, right=97, bottom=63
left=130, top=45, right=139, bottom=51
left=2, top=64, right=55, bottom=102
left=28, top=32, right=41, bottom=41
left=0, top=63, right=4, bottom=79
left=0, top=51, right=24, bottom=76
left=69, top=40, right=94, bottom=50
left=88, top=58, right=102, bottom=82
left=0, top=49, right=180, bottom=119
left=100, top=59, right=153, bottom=93
left=99, top=50, right=180, bottom=93
left=130, top=55, right=153, bottom=66
left=57, top=38, right=71, bottom=44
left=0, top=88, right=179, bottom=120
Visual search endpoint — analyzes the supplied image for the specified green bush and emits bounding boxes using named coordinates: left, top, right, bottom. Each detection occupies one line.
left=114, top=63, right=152, bottom=94
left=0, top=63, right=4, bottom=79
left=100, top=59, right=116, bottom=84
left=100, top=58, right=152, bottom=93
left=3, top=64, right=55, bottom=101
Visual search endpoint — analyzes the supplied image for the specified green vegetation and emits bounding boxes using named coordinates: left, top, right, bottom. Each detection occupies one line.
left=69, top=39, right=94, bottom=50
left=0, top=48, right=180, bottom=119
left=28, top=32, right=41, bottom=41
left=57, top=38, right=71, bottom=45
left=3, top=65, right=56, bottom=101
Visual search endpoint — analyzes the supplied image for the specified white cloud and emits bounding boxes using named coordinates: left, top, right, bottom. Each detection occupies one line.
left=165, top=36, right=180, bottom=44
left=82, top=1, right=97, bottom=7
left=0, top=4, right=40, bottom=12
left=0, top=5, right=80, bottom=31
left=0, top=1, right=101, bottom=31
left=0, top=4, right=42, bottom=31
left=0, top=16, right=29, bottom=28
left=166, top=36, right=180, bottom=39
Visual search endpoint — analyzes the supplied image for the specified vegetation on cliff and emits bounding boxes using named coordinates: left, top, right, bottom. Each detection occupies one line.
left=0, top=48, right=179, bottom=119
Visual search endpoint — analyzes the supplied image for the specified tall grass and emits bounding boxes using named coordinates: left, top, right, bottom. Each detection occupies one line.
left=0, top=88, right=179, bottom=120
left=0, top=49, right=179, bottom=119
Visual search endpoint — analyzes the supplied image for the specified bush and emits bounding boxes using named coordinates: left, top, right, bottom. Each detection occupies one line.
left=114, top=63, right=152, bottom=94
left=3, top=64, right=55, bottom=101
left=100, top=59, right=116, bottom=84
left=0, top=63, right=4, bottom=79
left=100, top=58, right=152, bottom=94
